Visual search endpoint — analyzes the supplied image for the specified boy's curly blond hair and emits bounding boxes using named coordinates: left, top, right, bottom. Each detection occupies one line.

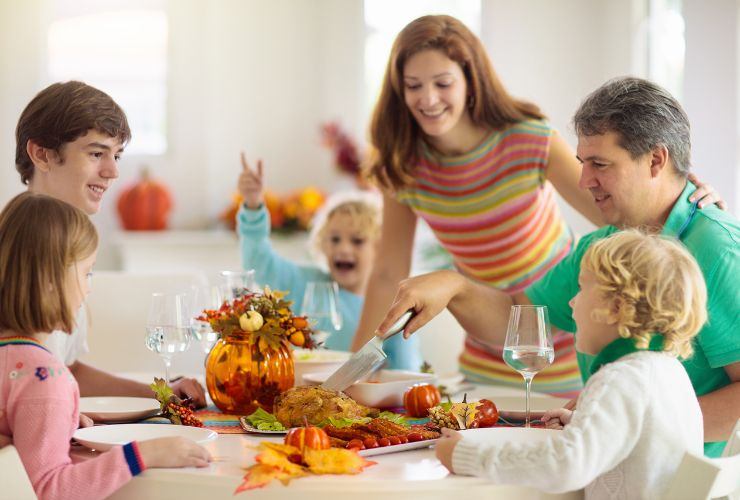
left=308, top=191, right=382, bottom=264
left=581, top=230, right=707, bottom=359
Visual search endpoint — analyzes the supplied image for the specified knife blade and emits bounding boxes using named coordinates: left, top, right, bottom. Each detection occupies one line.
left=321, top=310, right=414, bottom=392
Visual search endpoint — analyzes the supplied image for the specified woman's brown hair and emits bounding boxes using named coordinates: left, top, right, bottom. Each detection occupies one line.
left=367, top=15, right=545, bottom=190
left=0, top=192, right=98, bottom=336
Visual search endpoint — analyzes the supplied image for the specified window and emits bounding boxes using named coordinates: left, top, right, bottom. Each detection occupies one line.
left=47, top=1, right=168, bottom=154
left=363, top=0, right=482, bottom=112
left=647, top=0, right=684, bottom=99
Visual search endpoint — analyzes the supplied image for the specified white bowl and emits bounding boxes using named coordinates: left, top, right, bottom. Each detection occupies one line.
left=459, top=427, right=558, bottom=446
left=292, top=349, right=351, bottom=386
left=302, top=369, right=437, bottom=408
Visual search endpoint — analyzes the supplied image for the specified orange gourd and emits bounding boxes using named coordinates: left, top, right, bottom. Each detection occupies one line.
left=284, top=418, right=330, bottom=452
left=117, top=168, right=172, bottom=230
left=403, top=384, right=441, bottom=418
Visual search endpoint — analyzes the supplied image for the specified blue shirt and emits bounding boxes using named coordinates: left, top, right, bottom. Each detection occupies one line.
left=237, top=205, right=423, bottom=371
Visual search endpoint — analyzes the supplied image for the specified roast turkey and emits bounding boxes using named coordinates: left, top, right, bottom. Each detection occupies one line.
left=273, top=386, right=379, bottom=427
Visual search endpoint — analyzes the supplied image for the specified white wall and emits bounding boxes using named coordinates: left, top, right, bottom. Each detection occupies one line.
left=1, top=0, right=738, bottom=262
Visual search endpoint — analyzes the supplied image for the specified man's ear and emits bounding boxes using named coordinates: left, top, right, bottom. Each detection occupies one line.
left=649, top=145, right=669, bottom=178
left=26, top=139, right=57, bottom=173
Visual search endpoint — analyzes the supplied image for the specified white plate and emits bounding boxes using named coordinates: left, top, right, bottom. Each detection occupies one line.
left=73, top=424, right=218, bottom=451
left=293, top=349, right=351, bottom=386
left=358, top=438, right=438, bottom=457
left=303, top=369, right=437, bottom=407
left=459, top=427, right=559, bottom=446
left=79, top=397, right=161, bottom=423
left=488, top=395, right=570, bottom=413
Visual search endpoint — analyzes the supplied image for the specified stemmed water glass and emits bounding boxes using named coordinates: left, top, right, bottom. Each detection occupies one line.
left=300, top=281, right=342, bottom=346
left=189, top=284, right=224, bottom=357
left=145, top=292, right=192, bottom=383
left=220, top=269, right=257, bottom=300
left=503, top=305, right=554, bottom=427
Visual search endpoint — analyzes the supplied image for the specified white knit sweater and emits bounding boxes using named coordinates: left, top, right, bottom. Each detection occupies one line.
left=452, top=351, right=704, bottom=499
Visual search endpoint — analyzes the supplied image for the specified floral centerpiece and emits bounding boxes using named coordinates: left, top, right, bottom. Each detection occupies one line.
left=198, top=287, right=318, bottom=414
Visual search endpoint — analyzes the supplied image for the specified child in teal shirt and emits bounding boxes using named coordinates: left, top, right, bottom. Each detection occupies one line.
left=235, top=154, right=422, bottom=371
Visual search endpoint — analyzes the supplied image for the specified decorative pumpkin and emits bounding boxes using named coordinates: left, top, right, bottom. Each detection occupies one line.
left=403, top=384, right=441, bottom=418
left=284, top=418, right=331, bottom=453
left=117, top=168, right=172, bottom=230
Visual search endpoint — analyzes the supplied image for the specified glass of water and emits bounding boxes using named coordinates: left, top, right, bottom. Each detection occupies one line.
left=220, top=269, right=257, bottom=300
left=301, top=281, right=342, bottom=345
left=145, top=292, right=192, bottom=383
left=189, top=284, right=224, bottom=356
left=503, top=305, right=554, bottom=427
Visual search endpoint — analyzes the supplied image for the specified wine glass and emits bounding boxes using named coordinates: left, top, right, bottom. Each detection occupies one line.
left=220, top=269, right=257, bottom=300
left=189, top=284, right=224, bottom=356
left=145, top=292, right=192, bottom=383
left=503, top=305, right=554, bottom=427
left=300, top=281, right=342, bottom=345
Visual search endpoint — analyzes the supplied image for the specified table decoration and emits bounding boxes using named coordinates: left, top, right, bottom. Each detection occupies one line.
left=198, top=286, right=318, bottom=414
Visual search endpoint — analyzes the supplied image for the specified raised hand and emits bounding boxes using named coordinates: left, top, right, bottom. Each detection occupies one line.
left=238, top=152, right=264, bottom=209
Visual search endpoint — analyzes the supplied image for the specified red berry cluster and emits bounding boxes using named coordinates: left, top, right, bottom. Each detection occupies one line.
left=167, top=402, right=204, bottom=427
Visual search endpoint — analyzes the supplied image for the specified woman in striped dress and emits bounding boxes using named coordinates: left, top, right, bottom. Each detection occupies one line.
left=351, top=15, right=718, bottom=397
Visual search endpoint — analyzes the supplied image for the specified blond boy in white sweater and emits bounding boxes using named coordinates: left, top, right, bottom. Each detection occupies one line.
left=436, top=230, right=706, bottom=499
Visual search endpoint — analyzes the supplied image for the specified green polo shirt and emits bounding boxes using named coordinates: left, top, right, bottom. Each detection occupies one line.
left=525, top=182, right=740, bottom=457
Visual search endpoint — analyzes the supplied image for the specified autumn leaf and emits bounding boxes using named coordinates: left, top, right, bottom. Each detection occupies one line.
left=235, top=464, right=294, bottom=493
left=303, top=448, right=376, bottom=475
left=257, top=443, right=305, bottom=475
left=449, top=402, right=479, bottom=430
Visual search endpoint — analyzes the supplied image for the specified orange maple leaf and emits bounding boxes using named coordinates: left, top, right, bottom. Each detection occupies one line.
left=235, top=464, right=295, bottom=493
left=303, top=448, right=377, bottom=475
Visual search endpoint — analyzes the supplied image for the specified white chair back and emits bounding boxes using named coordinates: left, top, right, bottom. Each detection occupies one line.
left=663, top=424, right=740, bottom=500
left=83, top=271, right=208, bottom=375
left=0, top=445, right=36, bottom=499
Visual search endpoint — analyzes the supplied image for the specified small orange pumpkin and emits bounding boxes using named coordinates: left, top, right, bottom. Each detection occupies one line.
left=284, top=418, right=330, bottom=452
left=403, top=384, right=441, bottom=418
left=117, top=168, right=172, bottom=230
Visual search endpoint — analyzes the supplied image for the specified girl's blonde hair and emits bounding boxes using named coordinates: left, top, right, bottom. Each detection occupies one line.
left=581, top=230, right=707, bottom=359
left=0, top=192, right=98, bottom=336
left=308, top=191, right=382, bottom=262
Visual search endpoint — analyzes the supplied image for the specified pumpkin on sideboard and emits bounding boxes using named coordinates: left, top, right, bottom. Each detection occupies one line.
left=117, top=168, right=173, bottom=230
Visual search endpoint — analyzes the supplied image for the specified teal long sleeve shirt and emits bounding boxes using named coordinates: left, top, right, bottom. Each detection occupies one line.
left=236, top=205, right=423, bottom=371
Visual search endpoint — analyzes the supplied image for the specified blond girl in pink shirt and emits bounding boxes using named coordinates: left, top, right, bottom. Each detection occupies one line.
left=0, top=193, right=211, bottom=500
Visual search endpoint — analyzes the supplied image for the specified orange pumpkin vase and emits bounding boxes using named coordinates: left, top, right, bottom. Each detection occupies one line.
left=117, top=168, right=172, bottom=230
left=403, top=384, right=441, bottom=418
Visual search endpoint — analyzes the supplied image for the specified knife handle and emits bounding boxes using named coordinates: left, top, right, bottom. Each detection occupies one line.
left=378, top=310, right=415, bottom=340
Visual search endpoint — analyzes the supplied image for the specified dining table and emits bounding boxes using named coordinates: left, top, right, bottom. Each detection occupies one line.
left=72, top=375, right=584, bottom=500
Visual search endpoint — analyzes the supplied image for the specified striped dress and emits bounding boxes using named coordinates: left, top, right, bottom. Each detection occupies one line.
left=397, top=119, right=582, bottom=397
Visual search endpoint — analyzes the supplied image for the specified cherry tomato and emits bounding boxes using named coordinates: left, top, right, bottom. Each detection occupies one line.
left=397, top=435, right=409, bottom=444
left=407, top=432, right=423, bottom=442
left=363, top=437, right=379, bottom=449
left=377, top=438, right=391, bottom=447
left=347, top=439, right=365, bottom=450
left=388, top=436, right=401, bottom=446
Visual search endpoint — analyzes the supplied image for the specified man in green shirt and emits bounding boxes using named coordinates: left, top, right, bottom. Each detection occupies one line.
left=376, top=77, right=739, bottom=456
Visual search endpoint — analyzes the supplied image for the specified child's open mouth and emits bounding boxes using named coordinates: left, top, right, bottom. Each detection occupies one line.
left=333, top=260, right=356, bottom=271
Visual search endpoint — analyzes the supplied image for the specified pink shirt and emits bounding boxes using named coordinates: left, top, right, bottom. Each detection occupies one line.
left=0, top=337, right=144, bottom=500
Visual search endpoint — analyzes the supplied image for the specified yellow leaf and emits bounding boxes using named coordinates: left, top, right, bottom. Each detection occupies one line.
left=256, top=443, right=305, bottom=475
left=304, top=448, right=377, bottom=475
left=235, top=464, right=293, bottom=493
left=450, top=402, right=479, bottom=430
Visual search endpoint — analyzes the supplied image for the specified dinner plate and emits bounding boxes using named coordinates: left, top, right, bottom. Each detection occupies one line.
left=79, top=397, right=161, bottom=423
left=73, top=424, right=218, bottom=451
left=488, top=395, right=570, bottom=413
left=358, top=438, right=438, bottom=457
left=459, top=427, right=559, bottom=446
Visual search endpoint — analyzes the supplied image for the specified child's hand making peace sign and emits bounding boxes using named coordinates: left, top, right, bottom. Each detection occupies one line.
left=238, top=152, right=264, bottom=209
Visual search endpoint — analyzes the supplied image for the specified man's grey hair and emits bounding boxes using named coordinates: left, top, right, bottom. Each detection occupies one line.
left=573, top=77, right=691, bottom=176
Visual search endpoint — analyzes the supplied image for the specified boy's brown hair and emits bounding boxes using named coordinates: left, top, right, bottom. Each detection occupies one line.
left=15, top=81, right=131, bottom=185
left=0, top=192, right=98, bottom=335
